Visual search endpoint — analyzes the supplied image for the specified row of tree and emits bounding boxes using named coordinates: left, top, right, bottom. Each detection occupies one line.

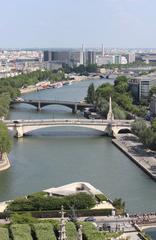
left=7, top=192, right=96, bottom=211
left=0, top=69, right=65, bottom=158
left=131, top=119, right=156, bottom=150
left=85, top=76, right=147, bottom=119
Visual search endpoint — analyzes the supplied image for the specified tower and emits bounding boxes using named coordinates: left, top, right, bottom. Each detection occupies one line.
left=102, top=44, right=105, bottom=57
left=59, top=206, right=67, bottom=240
left=80, top=44, right=84, bottom=65
left=107, top=96, right=114, bottom=121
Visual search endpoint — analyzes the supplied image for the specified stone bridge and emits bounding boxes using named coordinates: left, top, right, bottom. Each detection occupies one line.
left=4, top=119, right=133, bottom=138
left=11, top=99, right=94, bottom=113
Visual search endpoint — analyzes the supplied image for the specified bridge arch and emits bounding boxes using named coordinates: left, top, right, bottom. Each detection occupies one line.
left=12, top=123, right=109, bottom=137
left=112, top=126, right=131, bottom=136
left=118, top=128, right=132, bottom=134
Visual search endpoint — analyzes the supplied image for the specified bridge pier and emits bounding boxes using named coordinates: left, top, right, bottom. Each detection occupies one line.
left=15, top=126, right=24, bottom=138
left=72, top=104, right=78, bottom=114
left=37, top=102, right=41, bottom=111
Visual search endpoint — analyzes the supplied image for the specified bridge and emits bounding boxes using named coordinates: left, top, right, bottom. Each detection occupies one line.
left=4, top=119, right=133, bottom=138
left=11, top=99, right=94, bottom=113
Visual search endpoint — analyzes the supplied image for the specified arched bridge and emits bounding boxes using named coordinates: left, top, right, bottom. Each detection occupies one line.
left=4, top=119, right=133, bottom=138
left=11, top=99, right=94, bottom=113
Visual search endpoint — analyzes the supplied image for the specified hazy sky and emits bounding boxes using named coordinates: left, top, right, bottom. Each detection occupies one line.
left=0, top=0, right=156, bottom=48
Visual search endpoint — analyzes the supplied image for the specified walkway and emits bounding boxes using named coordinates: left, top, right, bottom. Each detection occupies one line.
left=112, top=134, right=156, bottom=180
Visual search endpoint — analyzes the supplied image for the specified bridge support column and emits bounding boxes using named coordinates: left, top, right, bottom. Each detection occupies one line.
left=15, top=126, right=24, bottom=138
left=72, top=104, right=78, bottom=114
left=37, top=102, right=41, bottom=111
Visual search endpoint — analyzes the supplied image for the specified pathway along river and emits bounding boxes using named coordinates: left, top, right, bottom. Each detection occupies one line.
left=0, top=78, right=156, bottom=213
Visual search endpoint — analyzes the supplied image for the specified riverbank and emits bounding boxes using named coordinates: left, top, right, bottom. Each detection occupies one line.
left=0, top=153, right=10, bottom=171
left=20, top=75, right=100, bottom=94
left=112, top=134, right=156, bottom=180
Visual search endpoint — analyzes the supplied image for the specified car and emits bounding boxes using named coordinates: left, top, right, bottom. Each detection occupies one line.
left=84, top=217, right=96, bottom=222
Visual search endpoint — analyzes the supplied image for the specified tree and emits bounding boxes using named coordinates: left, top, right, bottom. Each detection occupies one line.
left=140, top=128, right=154, bottom=148
left=113, top=106, right=127, bottom=119
left=114, top=76, right=128, bottom=86
left=96, top=98, right=108, bottom=117
left=85, top=83, right=95, bottom=104
left=0, top=122, right=12, bottom=159
left=131, top=119, right=147, bottom=137
left=114, top=76, right=129, bottom=94
left=113, top=198, right=125, bottom=210
left=152, top=118, right=156, bottom=132
left=95, top=83, right=114, bottom=101
left=149, top=85, right=156, bottom=99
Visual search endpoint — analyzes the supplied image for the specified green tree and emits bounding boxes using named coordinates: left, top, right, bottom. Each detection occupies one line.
left=149, top=85, right=156, bottom=99
left=113, top=198, right=125, bottom=211
left=95, top=83, right=114, bottom=101
left=131, top=119, right=147, bottom=137
left=152, top=118, right=156, bottom=132
left=140, top=128, right=154, bottom=148
left=85, top=83, right=95, bottom=104
left=113, top=106, right=127, bottom=119
left=96, top=98, right=108, bottom=117
left=0, top=122, right=12, bottom=159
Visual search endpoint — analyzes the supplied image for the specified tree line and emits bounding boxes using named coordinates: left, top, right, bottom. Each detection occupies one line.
left=85, top=76, right=147, bottom=119
left=0, top=69, right=65, bottom=159
left=131, top=119, right=156, bottom=150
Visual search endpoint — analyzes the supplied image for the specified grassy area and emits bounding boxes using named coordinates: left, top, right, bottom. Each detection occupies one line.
left=0, top=227, right=9, bottom=240
left=32, top=223, right=56, bottom=240
left=10, top=224, right=33, bottom=240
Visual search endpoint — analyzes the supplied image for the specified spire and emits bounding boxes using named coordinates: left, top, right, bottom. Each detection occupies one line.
left=80, top=44, right=84, bottom=65
left=59, top=206, right=67, bottom=240
left=102, top=44, right=104, bottom=56
left=107, top=96, right=114, bottom=121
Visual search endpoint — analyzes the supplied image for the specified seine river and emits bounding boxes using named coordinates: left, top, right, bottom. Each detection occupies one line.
left=0, top=78, right=156, bottom=214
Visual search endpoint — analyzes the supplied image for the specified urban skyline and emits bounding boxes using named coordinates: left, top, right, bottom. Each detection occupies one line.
left=0, top=0, right=156, bottom=48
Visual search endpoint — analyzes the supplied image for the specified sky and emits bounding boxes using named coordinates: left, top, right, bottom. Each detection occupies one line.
left=0, top=0, right=156, bottom=48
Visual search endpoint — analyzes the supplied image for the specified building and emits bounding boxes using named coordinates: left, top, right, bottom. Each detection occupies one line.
left=150, top=94, right=156, bottom=116
left=43, top=50, right=52, bottom=62
left=113, top=55, right=121, bottom=64
left=96, top=55, right=113, bottom=66
left=85, top=51, right=96, bottom=65
left=128, top=53, right=135, bottom=63
left=43, top=50, right=81, bottom=66
left=129, top=76, right=156, bottom=102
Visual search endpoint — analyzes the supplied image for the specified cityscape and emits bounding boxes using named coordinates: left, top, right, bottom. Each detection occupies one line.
left=0, top=0, right=156, bottom=240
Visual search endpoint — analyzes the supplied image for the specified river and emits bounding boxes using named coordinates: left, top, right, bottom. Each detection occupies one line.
left=0, top=78, right=156, bottom=213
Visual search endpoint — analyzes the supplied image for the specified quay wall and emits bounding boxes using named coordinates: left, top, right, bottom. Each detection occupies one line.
left=0, top=153, right=11, bottom=171
left=112, top=138, right=156, bottom=181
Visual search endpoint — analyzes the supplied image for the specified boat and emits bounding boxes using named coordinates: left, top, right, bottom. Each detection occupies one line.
left=63, top=80, right=72, bottom=86
left=53, top=82, right=63, bottom=88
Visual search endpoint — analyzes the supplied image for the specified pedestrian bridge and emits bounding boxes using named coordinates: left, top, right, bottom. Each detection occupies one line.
left=4, top=119, right=133, bottom=138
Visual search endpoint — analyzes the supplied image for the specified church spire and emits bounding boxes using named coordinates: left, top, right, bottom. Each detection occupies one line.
left=59, top=206, right=67, bottom=240
left=107, top=96, right=114, bottom=121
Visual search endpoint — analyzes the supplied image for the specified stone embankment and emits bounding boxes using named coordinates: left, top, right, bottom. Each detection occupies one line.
left=20, top=75, right=100, bottom=94
left=0, top=153, right=11, bottom=171
left=112, top=134, right=156, bottom=180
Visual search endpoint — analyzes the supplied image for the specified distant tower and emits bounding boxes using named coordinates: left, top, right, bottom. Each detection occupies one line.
left=107, top=96, right=114, bottom=121
left=59, top=206, right=67, bottom=240
left=102, top=44, right=105, bottom=57
left=80, top=44, right=84, bottom=65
